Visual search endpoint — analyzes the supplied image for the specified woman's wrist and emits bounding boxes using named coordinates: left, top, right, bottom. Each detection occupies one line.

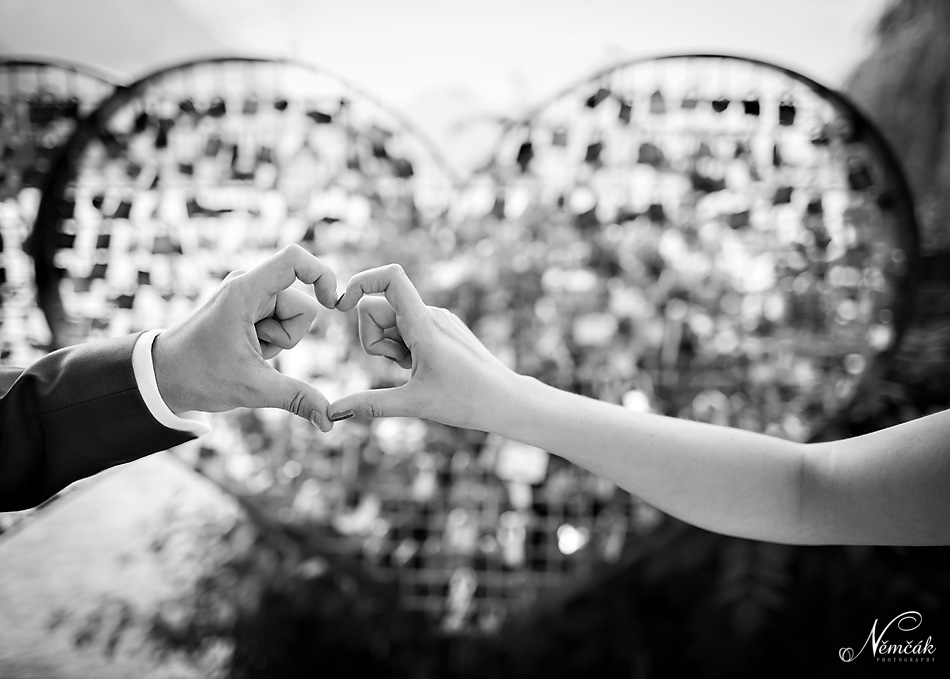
left=482, top=372, right=552, bottom=443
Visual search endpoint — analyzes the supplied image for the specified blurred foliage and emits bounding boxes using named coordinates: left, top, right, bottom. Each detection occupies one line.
left=146, top=498, right=447, bottom=679
left=847, top=0, right=950, bottom=255
left=837, top=0, right=950, bottom=422
left=142, top=511, right=950, bottom=678
left=468, top=524, right=950, bottom=679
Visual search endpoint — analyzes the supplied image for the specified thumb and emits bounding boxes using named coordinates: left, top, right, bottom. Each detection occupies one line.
left=257, top=370, right=333, bottom=432
left=328, top=386, right=414, bottom=422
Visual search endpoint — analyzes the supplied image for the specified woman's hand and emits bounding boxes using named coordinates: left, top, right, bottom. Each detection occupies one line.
left=152, top=245, right=339, bottom=430
left=327, top=264, right=521, bottom=430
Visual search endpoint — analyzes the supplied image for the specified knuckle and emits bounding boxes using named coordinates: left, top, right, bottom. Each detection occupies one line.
left=287, top=389, right=307, bottom=417
left=414, top=306, right=435, bottom=329
left=275, top=244, right=303, bottom=266
left=431, top=307, right=451, bottom=326
left=219, top=276, right=245, bottom=300
left=386, top=263, right=406, bottom=278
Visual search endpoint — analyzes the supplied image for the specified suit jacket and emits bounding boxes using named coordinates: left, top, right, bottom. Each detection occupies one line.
left=0, top=333, right=196, bottom=511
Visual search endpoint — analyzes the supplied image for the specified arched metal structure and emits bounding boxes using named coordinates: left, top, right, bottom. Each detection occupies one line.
left=22, top=53, right=922, bottom=636
left=465, top=53, right=919, bottom=443
left=30, top=56, right=527, bottom=632
left=0, top=57, right=115, bottom=364
left=32, top=56, right=457, bottom=345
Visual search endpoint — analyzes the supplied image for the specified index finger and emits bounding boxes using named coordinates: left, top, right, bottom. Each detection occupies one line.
left=240, top=244, right=339, bottom=308
left=336, top=263, right=427, bottom=317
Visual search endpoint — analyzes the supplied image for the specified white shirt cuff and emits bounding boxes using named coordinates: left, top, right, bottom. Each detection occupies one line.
left=132, top=330, right=212, bottom=437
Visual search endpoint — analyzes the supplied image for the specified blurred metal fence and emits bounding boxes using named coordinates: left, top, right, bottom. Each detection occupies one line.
left=3, top=54, right=920, bottom=636
left=0, top=58, right=116, bottom=364
left=475, top=53, right=918, bottom=443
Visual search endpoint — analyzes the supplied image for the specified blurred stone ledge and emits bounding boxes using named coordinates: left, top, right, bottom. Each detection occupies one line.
left=0, top=453, right=240, bottom=679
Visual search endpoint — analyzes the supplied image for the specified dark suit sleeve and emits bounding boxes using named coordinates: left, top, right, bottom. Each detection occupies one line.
left=0, top=333, right=197, bottom=511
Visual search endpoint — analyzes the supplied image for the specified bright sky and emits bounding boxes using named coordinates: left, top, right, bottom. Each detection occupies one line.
left=1, top=0, right=891, bottom=170
left=183, top=0, right=888, bottom=105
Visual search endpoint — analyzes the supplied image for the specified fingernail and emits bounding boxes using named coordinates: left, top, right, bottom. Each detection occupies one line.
left=334, top=292, right=345, bottom=308
left=310, top=414, right=324, bottom=429
left=329, top=409, right=354, bottom=422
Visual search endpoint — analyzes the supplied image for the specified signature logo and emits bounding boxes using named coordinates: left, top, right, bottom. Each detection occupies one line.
left=839, top=611, right=936, bottom=663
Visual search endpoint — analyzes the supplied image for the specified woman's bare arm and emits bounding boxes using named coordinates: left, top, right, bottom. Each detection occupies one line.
left=328, top=264, right=950, bottom=546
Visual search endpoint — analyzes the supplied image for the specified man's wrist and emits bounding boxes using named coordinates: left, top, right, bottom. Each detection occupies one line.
left=151, top=330, right=188, bottom=415
left=132, top=330, right=211, bottom=436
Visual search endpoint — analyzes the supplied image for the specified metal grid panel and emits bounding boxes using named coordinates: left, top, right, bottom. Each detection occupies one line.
left=29, top=57, right=650, bottom=634
left=21, top=55, right=919, bottom=635
left=0, top=59, right=115, bottom=365
left=473, top=54, right=918, bottom=441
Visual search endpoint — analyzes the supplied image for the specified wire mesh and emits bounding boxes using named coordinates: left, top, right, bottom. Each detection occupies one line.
left=0, top=58, right=115, bottom=365
left=471, top=53, right=918, bottom=442
left=21, top=54, right=919, bottom=635
left=29, top=56, right=630, bottom=634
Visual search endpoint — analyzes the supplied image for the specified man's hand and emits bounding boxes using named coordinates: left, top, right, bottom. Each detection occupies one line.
left=152, top=245, right=339, bottom=431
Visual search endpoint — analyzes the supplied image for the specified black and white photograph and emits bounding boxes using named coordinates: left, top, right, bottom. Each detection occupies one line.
left=0, top=1, right=948, bottom=676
